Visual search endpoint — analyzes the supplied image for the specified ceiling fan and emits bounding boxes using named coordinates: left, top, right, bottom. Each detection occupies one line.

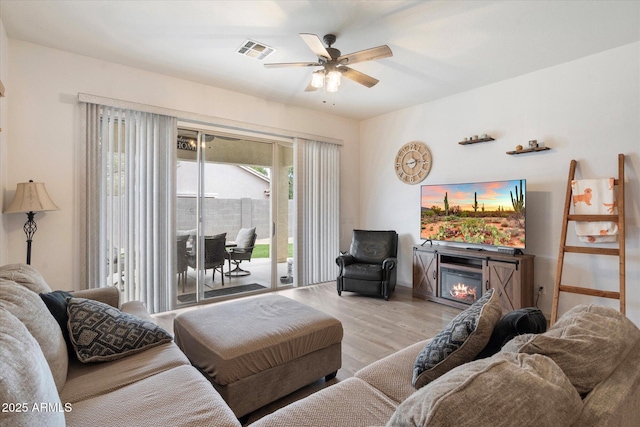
left=264, top=33, right=393, bottom=92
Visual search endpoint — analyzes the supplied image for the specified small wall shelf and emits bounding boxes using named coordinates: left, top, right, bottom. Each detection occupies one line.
left=458, top=137, right=494, bottom=145
left=506, top=146, right=551, bottom=155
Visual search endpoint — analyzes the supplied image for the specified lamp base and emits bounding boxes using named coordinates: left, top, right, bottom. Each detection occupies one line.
left=23, top=212, right=37, bottom=265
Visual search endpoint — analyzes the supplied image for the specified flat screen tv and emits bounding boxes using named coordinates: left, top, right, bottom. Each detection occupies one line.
left=420, top=179, right=526, bottom=250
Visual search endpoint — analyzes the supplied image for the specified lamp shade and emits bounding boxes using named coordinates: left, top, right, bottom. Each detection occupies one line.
left=4, top=181, right=60, bottom=214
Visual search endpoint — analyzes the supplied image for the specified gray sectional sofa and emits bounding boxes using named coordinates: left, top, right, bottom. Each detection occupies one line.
left=2, top=263, right=639, bottom=427
left=252, top=296, right=640, bottom=427
left=0, top=264, right=240, bottom=427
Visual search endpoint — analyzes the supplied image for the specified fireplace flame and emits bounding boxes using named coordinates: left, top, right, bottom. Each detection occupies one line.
left=450, top=283, right=477, bottom=302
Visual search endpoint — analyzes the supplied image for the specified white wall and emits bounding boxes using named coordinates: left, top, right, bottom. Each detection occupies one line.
left=0, top=18, right=8, bottom=263
left=4, top=39, right=360, bottom=290
left=360, top=42, right=640, bottom=326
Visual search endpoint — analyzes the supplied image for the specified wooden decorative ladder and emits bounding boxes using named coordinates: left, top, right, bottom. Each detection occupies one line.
left=551, top=154, right=626, bottom=324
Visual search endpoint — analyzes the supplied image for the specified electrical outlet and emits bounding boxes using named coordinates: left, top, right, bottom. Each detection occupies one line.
left=538, top=286, right=546, bottom=295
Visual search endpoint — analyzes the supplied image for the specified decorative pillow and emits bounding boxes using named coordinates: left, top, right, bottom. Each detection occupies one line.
left=67, top=297, right=173, bottom=363
left=0, top=263, right=52, bottom=294
left=40, top=290, right=75, bottom=359
left=412, top=289, right=501, bottom=388
left=390, top=352, right=583, bottom=427
left=0, top=309, right=66, bottom=427
left=0, top=282, right=68, bottom=392
left=498, top=304, right=640, bottom=395
left=475, top=307, right=547, bottom=359
left=234, top=227, right=256, bottom=248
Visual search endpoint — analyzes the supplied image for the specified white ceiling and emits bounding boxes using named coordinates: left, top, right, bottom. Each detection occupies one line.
left=1, top=1, right=639, bottom=120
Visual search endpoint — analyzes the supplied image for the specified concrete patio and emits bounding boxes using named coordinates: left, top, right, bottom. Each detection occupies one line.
left=176, top=257, right=293, bottom=305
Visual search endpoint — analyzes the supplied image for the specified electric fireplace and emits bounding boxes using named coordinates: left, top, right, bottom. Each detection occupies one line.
left=440, top=267, right=483, bottom=305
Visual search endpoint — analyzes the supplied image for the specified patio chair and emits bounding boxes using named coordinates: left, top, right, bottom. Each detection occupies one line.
left=177, top=235, right=189, bottom=292
left=188, top=233, right=227, bottom=287
left=225, top=227, right=257, bottom=277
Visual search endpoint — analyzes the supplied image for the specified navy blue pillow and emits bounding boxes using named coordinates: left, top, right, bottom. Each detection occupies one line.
left=39, top=290, right=75, bottom=359
left=475, top=307, right=547, bottom=359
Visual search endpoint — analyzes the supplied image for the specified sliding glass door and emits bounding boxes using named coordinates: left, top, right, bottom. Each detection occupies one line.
left=175, top=127, right=294, bottom=306
left=275, top=144, right=294, bottom=286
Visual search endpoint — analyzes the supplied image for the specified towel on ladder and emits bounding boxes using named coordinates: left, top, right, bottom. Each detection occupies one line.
left=571, top=178, right=618, bottom=243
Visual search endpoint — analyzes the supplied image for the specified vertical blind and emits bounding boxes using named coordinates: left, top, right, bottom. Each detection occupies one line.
left=85, top=104, right=177, bottom=313
left=294, top=138, right=340, bottom=285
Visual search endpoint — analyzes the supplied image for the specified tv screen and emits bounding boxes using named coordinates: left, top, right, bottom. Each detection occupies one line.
left=420, top=179, right=526, bottom=249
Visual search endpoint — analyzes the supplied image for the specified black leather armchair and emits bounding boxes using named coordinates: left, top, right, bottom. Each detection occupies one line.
left=336, top=230, right=398, bottom=301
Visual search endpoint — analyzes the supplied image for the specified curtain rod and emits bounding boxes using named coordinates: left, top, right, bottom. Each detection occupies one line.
left=78, top=93, right=343, bottom=146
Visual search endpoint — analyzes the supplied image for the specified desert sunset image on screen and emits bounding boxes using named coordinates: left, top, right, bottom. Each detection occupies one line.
left=420, top=179, right=526, bottom=249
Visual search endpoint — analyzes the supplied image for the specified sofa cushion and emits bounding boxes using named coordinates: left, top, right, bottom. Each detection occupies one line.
left=60, top=342, right=189, bottom=403
left=0, top=281, right=68, bottom=392
left=355, top=339, right=429, bottom=403
left=412, top=289, right=501, bottom=388
left=575, top=337, right=640, bottom=426
left=475, top=307, right=547, bottom=359
left=70, top=286, right=120, bottom=308
left=120, top=300, right=155, bottom=322
left=64, top=365, right=241, bottom=427
left=390, top=352, right=583, bottom=427
left=67, top=297, right=172, bottom=363
left=501, top=304, right=640, bottom=395
left=0, top=263, right=52, bottom=293
left=40, top=290, right=75, bottom=359
left=250, top=377, right=397, bottom=427
left=0, top=309, right=66, bottom=427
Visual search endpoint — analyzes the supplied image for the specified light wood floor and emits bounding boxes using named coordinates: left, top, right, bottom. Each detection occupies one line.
left=153, top=282, right=461, bottom=424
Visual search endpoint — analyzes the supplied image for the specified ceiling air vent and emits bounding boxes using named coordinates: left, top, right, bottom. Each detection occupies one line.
left=236, top=40, right=276, bottom=61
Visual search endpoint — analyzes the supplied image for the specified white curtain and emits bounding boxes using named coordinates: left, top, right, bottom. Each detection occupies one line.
left=85, top=104, right=177, bottom=314
left=294, top=138, right=340, bottom=285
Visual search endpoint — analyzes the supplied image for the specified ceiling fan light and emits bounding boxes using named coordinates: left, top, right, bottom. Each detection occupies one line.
left=311, top=71, right=325, bottom=88
left=326, top=70, right=341, bottom=92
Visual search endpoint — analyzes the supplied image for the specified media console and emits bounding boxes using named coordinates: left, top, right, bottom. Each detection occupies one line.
left=413, top=245, right=534, bottom=313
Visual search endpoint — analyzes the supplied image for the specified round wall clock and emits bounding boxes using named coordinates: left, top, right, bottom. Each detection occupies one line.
left=395, top=141, right=432, bottom=184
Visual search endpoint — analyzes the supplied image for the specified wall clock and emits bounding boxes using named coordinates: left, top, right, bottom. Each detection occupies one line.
left=395, top=141, right=432, bottom=184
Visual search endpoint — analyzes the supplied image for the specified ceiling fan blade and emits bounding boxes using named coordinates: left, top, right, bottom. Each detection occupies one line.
left=340, top=66, right=379, bottom=88
left=337, top=45, right=392, bottom=65
left=264, top=62, right=321, bottom=68
left=304, top=81, right=319, bottom=92
left=300, top=33, right=331, bottom=60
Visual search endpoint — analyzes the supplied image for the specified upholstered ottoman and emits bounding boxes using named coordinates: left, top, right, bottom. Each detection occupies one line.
left=173, top=294, right=343, bottom=418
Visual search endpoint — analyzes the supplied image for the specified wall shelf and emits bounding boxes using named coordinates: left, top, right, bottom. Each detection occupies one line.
left=458, top=137, right=494, bottom=145
left=506, top=146, right=551, bottom=155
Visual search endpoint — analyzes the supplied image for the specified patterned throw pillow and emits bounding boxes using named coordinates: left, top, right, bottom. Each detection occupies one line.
left=67, top=297, right=172, bottom=363
left=412, top=289, right=501, bottom=388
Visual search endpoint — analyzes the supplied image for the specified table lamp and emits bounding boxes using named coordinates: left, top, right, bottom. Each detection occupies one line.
left=4, top=180, right=59, bottom=264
